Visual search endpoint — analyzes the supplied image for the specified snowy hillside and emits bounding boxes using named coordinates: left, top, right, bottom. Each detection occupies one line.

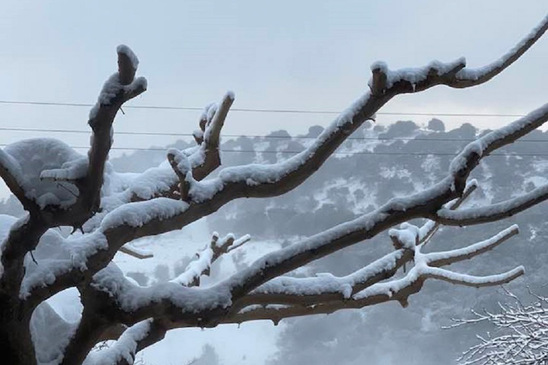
left=1, top=118, right=547, bottom=364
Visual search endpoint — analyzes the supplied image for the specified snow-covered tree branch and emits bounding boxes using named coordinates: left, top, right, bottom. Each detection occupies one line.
left=452, top=290, right=548, bottom=365
left=0, top=14, right=546, bottom=365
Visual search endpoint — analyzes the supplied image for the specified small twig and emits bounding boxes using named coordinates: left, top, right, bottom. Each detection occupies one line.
left=56, top=182, right=79, bottom=198
left=30, top=250, right=38, bottom=265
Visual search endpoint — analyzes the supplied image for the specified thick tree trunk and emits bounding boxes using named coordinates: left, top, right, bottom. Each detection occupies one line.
left=0, top=295, right=36, bottom=365
left=61, top=292, right=112, bottom=365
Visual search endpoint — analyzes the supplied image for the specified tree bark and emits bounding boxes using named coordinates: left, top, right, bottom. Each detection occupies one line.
left=0, top=296, right=36, bottom=365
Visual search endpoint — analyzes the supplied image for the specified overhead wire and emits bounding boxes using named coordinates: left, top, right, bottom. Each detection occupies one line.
left=0, top=143, right=543, bottom=158
left=0, top=99, right=526, bottom=118
left=0, top=99, right=543, bottom=157
left=1, top=126, right=548, bottom=143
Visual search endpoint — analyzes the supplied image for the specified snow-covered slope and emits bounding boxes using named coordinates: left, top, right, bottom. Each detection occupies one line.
left=2, top=118, right=547, bottom=364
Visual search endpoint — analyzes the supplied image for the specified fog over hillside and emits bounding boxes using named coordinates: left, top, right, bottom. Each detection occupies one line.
left=2, top=119, right=547, bottom=364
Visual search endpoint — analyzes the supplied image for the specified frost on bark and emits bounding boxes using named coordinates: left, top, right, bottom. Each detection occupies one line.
left=0, top=15, right=546, bottom=365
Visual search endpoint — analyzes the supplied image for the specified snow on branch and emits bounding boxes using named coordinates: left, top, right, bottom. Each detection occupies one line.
left=74, top=15, right=548, bottom=236
left=100, top=198, right=189, bottom=232
left=173, top=92, right=234, bottom=181
left=417, top=179, right=478, bottom=246
left=83, top=319, right=152, bottom=365
left=171, top=232, right=251, bottom=287
left=420, top=266, right=524, bottom=288
left=223, top=183, right=521, bottom=322
left=426, top=225, right=519, bottom=268
left=215, top=125, right=531, bottom=304
left=44, top=117, right=539, bottom=362
left=39, top=156, right=88, bottom=182
left=116, top=45, right=139, bottom=85
left=8, top=20, right=547, bottom=362
left=369, top=14, right=547, bottom=95
left=226, top=266, right=523, bottom=326
left=449, top=104, right=548, bottom=175
left=173, top=100, right=546, bottom=212
left=0, top=140, right=86, bottom=212
left=453, top=14, right=548, bottom=88
left=90, top=18, right=548, bottom=214
left=236, top=250, right=409, bottom=306
left=225, top=267, right=522, bottom=326
left=161, top=92, right=234, bottom=202
left=119, top=244, right=153, bottom=260
left=0, top=149, right=40, bottom=213
left=228, top=234, right=251, bottom=252
left=50, top=100, right=548, bottom=313
left=369, top=58, right=466, bottom=95
left=387, top=180, right=477, bottom=251
left=72, top=44, right=149, bottom=231
left=350, top=238, right=522, bottom=304
left=123, top=92, right=233, bottom=203
left=101, top=233, right=252, bottom=361
left=201, top=92, right=234, bottom=153
left=84, top=196, right=524, bottom=330
left=229, top=222, right=522, bottom=321
left=450, top=290, right=548, bottom=365
left=436, top=183, right=548, bottom=226
left=95, top=320, right=169, bottom=365
left=20, top=230, right=108, bottom=301
left=89, top=45, right=147, bottom=120
left=35, top=163, right=525, bottom=344
left=167, top=149, right=192, bottom=201
left=0, top=45, right=150, bottom=243
left=27, top=97, right=548, bottom=328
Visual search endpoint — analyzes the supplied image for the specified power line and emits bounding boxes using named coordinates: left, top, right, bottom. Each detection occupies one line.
left=1, top=126, right=547, bottom=143
left=0, top=143, right=542, bottom=158
left=0, top=102, right=543, bottom=157
left=0, top=99, right=526, bottom=118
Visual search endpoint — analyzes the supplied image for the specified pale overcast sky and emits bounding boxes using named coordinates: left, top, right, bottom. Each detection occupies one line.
left=0, top=1, right=546, bottom=154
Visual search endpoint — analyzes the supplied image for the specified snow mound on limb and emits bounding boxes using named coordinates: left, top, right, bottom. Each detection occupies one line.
left=2, top=138, right=87, bottom=208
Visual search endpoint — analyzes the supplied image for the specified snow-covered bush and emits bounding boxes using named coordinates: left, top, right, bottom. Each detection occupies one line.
left=453, top=290, right=548, bottom=365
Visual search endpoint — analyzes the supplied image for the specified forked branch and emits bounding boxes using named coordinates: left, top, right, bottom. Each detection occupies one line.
left=83, top=45, right=147, bottom=216
left=9, top=16, right=548, bottom=364
left=171, top=232, right=251, bottom=287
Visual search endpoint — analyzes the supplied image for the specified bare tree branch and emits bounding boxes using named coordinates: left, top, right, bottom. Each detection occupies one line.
left=172, top=232, right=251, bottom=287
left=451, top=14, right=548, bottom=88
left=122, top=16, right=547, bottom=207
left=369, top=15, right=548, bottom=94
left=191, top=92, right=234, bottom=181
left=119, top=245, right=153, bottom=260
left=435, top=183, right=548, bottom=226
left=231, top=225, right=521, bottom=311
left=62, top=174, right=529, bottom=361
left=418, top=180, right=478, bottom=246
left=29, top=99, right=548, bottom=315
left=0, top=152, right=42, bottom=216
left=426, top=225, right=519, bottom=268
left=0, top=17, right=545, bottom=363
left=161, top=92, right=235, bottom=202
left=83, top=184, right=525, bottom=335
left=223, top=265, right=521, bottom=325
left=451, top=289, right=548, bottom=365
left=81, top=46, right=147, bottom=219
